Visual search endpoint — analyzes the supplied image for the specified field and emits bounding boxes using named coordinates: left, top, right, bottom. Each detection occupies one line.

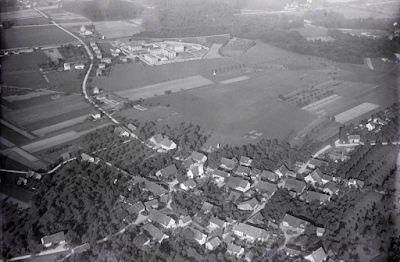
left=2, top=95, right=90, bottom=126
left=220, top=38, right=253, bottom=56
left=334, top=7, right=397, bottom=19
left=45, top=70, right=82, bottom=93
left=335, top=102, right=380, bottom=123
left=220, top=76, right=249, bottom=85
left=116, top=75, right=214, bottom=100
left=363, top=58, right=394, bottom=72
left=94, top=21, right=144, bottom=39
left=290, top=24, right=331, bottom=41
left=1, top=71, right=48, bottom=88
left=0, top=25, right=76, bottom=49
left=0, top=9, right=41, bottom=21
left=92, top=57, right=239, bottom=92
left=0, top=52, right=48, bottom=71
left=32, top=114, right=91, bottom=136
left=6, top=17, right=51, bottom=26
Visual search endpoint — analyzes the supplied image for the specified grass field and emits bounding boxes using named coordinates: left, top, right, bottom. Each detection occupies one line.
left=3, top=95, right=89, bottom=126
left=94, top=21, right=144, bottom=38
left=45, top=70, right=82, bottom=93
left=220, top=38, right=252, bottom=57
left=92, top=57, right=238, bottom=92
left=0, top=25, right=76, bottom=49
left=116, top=75, right=214, bottom=100
left=32, top=114, right=91, bottom=136
left=335, top=102, right=380, bottom=123
left=6, top=16, right=51, bottom=26
left=0, top=52, right=48, bottom=71
left=290, top=24, right=329, bottom=38
left=203, top=44, right=223, bottom=59
left=0, top=9, right=41, bottom=21
left=1, top=71, right=48, bottom=88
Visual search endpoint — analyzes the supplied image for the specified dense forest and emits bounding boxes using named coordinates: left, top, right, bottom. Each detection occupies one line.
left=62, top=0, right=143, bottom=21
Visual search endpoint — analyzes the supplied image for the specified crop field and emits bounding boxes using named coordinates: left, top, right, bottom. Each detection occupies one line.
left=235, top=41, right=336, bottom=69
left=220, top=76, right=249, bottom=85
left=1, top=146, right=48, bottom=170
left=0, top=25, right=75, bottom=49
left=335, top=7, right=396, bottom=19
left=32, top=114, right=91, bottom=136
left=3, top=95, right=89, bottom=126
left=6, top=17, right=51, bottom=26
left=147, top=74, right=316, bottom=145
left=1, top=71, right=48, bottom=88
left=0, top=9, right=41, bottom=21
left=94, top=21, right=144, bottom=39
left=0, top=52, right=48, bottom=71
left=291, top=24, right=328, bottom=38
left=205, top=35, right=230, bottom=45
left=5, top=91, right=65, bottom=103
left=92, top=57, right=238, bottom=92
left=116, top=105, right=178, bottom=123
left=0, top=125, right=32, bottom=145
left=45, top=70, right=82, bottom=93
left=335, top=102, right=380, bottom=123
left=116, top=75, right=214, bottom=100
left=203, top=44, right=223, bottom=59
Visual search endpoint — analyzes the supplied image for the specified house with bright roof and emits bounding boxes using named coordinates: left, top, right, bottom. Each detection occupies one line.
left=281, top=214, right=309, bottom=233
left=205, top=237, right=221, bottom=250
left=220, top=157, right=236, bottom=170
left=237, top=198, right=259, bottom=211
left=187, top=164, right=204, bottom=178
left=191, top=151, right=207, bottom=163
left=41, top=232, right=66, bottom=248
left=143, top=224, right=169, bottom=243
left=239, top=156, right=253, bottom=167
left=232, top=223, right=269, bottom=243
left=148, top=209, right=176, bottom=228
left=304, top=247, right=327, bottom=262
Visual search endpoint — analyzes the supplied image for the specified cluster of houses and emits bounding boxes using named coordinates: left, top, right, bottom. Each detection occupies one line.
left=39, top=231, right=90, bottom=254
left=16, top=170, right=42, bottom=187
left=79, top=25, right=93, bottom=37
left=148, top=134, right=177, bottom=152
left=63, top=62, right=85, bottom=71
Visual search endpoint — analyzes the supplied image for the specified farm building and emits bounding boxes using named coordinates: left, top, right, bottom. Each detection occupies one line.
left=74, top=63, right=84, bottom=70
left=63, top=63, right=71, bottom=71
left=128, top=123, right=137, bottom=131
left=143, top=53, right=158, bottom=64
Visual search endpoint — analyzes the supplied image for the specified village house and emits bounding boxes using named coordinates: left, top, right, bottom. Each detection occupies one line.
left=149, top=134, right=164, bottom=145
left=205, top=237, right=221, bottom=250
left=260, top=170, right=279, bottom=182
left=178, top=216, right=192, bottom=227
left=81, top=153, right=94, bottom=162
left=63, top=63, right=71, bottom=71
left=183, top=158, right=195, bottom=169
left=119, top=56, right=128, bottom=62
left=201, top=202, right=214, bottom=213
left=191, top=151, right=207, bottom=164
left=180, top=179, right=196, bottom=190
left=226, top=177, right=251, bottom=192
left=281, top=214, right=309, bottom=233
left=366, top=122, right=375, bottom=131
left=160, top=138, right=177, bottom=150
left=212, top=170, right=230, bottom=182
left=304, top=247, right=327, bottom=262
left=239, top=156, right=253, bottom=167
left=301, top=191, right=330, bottom=205
left=373, top=117, right=388, bottom=125
left=281, top=179, right=306, bottom=195
left=187, top=164, right=204, bottom=178
left=99, top=63, right=106, bottom=69
left=156, top=164, right=178, bottom=179
left=93, top=87, right=100, bottom=94
left=308, top=158, right=329, bottom=169
left=127, top=201, right=145, bottom=215
left=235, top=165, right=250, bottom=176
left=254, top=180, right=278, bottom=196
left=220, top=157, right=237, bottom=170
left=148, top=209, right=176, bottom=228
left=276, top=164, right=290, bottom=177
left=96, top=53, right=102, bottom=59
left=323, top=182, right=340, bottom=196
left=321, top=174, right=333, bottom=185
left=295, top=161, right=304, bottom=168
left=249, top=168, right=261, bottom=180
left=237, top=198, right=259, bottom=211
left=227, top=243, right=244, bottom=258
left=304, top=168, right=324, bottom=186
left=232, top=223, right=269, bottom=243
left=209, top=216, right=227, bottom=229
left=60, top=152, right=71, bottom=161
left=74, top=63, right=84, bottom=70
left=227, top=190, right=242, bottom=202
left=96, top=68, right=103, bottom=76
left=41, top=232, right=66, bottom=248
left=143, top=224, right=169, bottom=243
left=284, top=246, right=302, bottom=257
left=144, top=199, right=159, bottom=210
left=114, top=126, right=130, bottom=137
left=189, top=227, right=207, bottom=245
left=347, top=134, right=360, bottom=143
left=101, top=57, right=112, bottom=64
left=316, top=227, right=325, bottom=237
left=132, top=177, right=168, bottom=197
left=128, top=123, right=137, bottom=131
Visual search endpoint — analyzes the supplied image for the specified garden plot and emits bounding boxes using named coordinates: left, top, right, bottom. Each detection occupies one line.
left=335, top=102, right=380, bottom=123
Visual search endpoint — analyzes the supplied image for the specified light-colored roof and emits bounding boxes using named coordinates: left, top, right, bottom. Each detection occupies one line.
left=143, top=224, right=167, bottom=242
left=233, top=223, right=269, bottom=239
left=306, top=247, right=327, bottom=262
left=239, top=156, right=252, bottom=165
left=282, top=214, right=308, bottom=230
left=148, top=209, right=174, bottom=227
left=255, top=180, right=277, bottom=194
left=238, top=198, right=259, bottom=209
left=41, top=232, right=65, bottom=245
left=191, top=151, right=206, bottom=162
left=220, top=157, right=236, bottom=170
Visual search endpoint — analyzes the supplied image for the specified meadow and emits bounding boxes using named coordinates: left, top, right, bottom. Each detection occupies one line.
left=45, top=70, right=82, bottom=93
left=1, top=71, right=48, bottom=88
left=0, top=52, right=48, bottom=71
left=94, top=21, right=144, bottom=39
left=0, top=9, right=41, bottom=21
left=0, top=25, right=76, bottom=49
left=6, top=17, right=51, bottom=26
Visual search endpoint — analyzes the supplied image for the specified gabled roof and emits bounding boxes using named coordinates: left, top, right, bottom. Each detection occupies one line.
left=235, top=165, right=250, bottom=175
left=220, top=157, right=236, bottom=170
left=148, top=209, right=174, bottom=227
left=181, top=179, right=196, bottom=188
left=283, top=179, right=306, bottom=193
left=247, top=212, right=264, bottom=225
left=41, top=232, right=65, bottom=245
left=250, top=168, right=261, bottom=177
left=238, top=198, right=259, bottom=209
left=183, top=158, right=195, bottom=168
left=285, top=246, right=302, bottom=256
left=227, top=243, right=243, bottom=253
left=160, top=138, right=175, bottom=148
left=227, top=190, right=242, bottom=201
left=309, top=158, right=328, bottom=167
left=201, top=202, right=214, bottom=212
left=127, top=202, right=145, bottom=214
left=307, top=169, right=323, bottom=184
left=322, top=174, right=333, bottom=182
left=132, top=177, right=168, bottom=196
left=158, top=164, right=178, bottom=177
left=282, top=214, right=308, bottom=230
left=255, top=180, right=277, bottom=195
left=191, top=151, right=207, bottom=162
left=302, top=191, right=330, bottom=204
left=286, top=171, right=297, bottom=178
left=143, top=223, right=167, bottom=242
left=356, top=179, right=365, bottom=187
left=279, top=165, right=290, bottom=175
left=305, top=247, right=327, bottom=262
left=151, top=134, right=164, bottom=144
left=348, top=134, right=360, bottom=140
left=114, top=126, right=125, bottom=135
left=239, top=156, right=252, bottom=166
left=209, top=216, right=225, bottom=227
left=213, top=170, right=230, bottom=178
left=190, top=227, right=206, bottom=242
left=188, top=165, right=202, bottom=176
left=207, top=237, right=221, bottom=248
left=233, top=223, right=269, bottom=239
left=144, top=199, right=159, bottom=209
left=324, top=181, right=339, bottom=191
left=261, top=170, right=278, bottom=181
left=226, top=177, right=242, bottom=189
left=180, top=215, right=192, bottom=224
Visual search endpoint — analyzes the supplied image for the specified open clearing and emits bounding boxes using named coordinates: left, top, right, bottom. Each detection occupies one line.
left=0, top=26, right=76, bottom=49
left=32, top=114, right=91, bottom=136
left=92, top=57, right=238, bottom=92
left=94, top=21, right=144, bottom=38
left=220, top=76, right=249, bottom=85
left=1, top=71, right=48, bottom=88
left=221, top=38, right=252, bottom=57
left=203, top=44, right=222, bottom=59
left=335, top=102, right=380, bottom=123
left=3, top=95, right=89, bottom=126
left=0, top=52, right=48, bottom=71
left=0, top=9, right=41, bottom=21
left=116, top=75, right=214, bottom=100
left=45, top=70, right=82, bottom=93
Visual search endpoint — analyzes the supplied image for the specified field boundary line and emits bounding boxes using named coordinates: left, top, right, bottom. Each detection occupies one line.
left=0, top=119, right=36, bottom=140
